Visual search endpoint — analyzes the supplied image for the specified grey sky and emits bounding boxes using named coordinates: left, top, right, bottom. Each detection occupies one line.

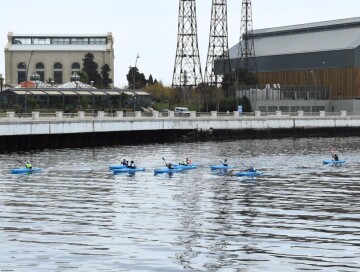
left=1, top=0, right=360, bottom=87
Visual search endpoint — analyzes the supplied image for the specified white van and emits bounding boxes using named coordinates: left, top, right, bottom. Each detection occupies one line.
left=174, top=107, right=190, bottom=116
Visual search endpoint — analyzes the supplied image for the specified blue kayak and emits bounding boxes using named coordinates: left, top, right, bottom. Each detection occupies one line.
left=210, top=165, right=234, bottom=170
left=236, top=171, right=263, bottom=177
left=109, top=164, right=128, bottom=170
left=10, top=167, right=42, bottom=174
left=323, top=159, right=345, bottom=165
left=154, top=167, right=184, bottom=175
left=174, top=164, right=198, bottom=170
left=113, top=167, right=145, bottom=173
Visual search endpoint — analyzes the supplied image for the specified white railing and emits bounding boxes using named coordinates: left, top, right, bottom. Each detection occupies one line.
left=0, top=110, right=357, bottom=121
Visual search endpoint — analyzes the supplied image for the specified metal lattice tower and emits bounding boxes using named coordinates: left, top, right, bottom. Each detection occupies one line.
left=204, top=0, right=230, bottom=86
left=236, top=0, right=257, bottom=74
left=172, top=0, right=203, bottom=89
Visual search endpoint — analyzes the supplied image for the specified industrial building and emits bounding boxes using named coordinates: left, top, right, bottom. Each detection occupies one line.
left=228, top=17, right=360, bottom=113
left=4, top=32, right=114, bottom=87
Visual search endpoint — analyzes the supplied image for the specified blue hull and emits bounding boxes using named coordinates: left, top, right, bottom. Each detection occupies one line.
left=109, top=164, right=128, bottom=170
left=154, top=167, right=184, bottom=175
left=210, top=165, right=234, bottom=170
left=113, top=168, right=145, bottom=173
left=10, top=167, right=42, bottom=174
left=323, top=160, right=345, bottom=165
left=236, top=171, right=263, bottom=177
left=174, top=164, right=198, bottom=170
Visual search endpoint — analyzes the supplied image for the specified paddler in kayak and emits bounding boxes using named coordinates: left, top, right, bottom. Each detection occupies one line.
left=121, top=158, right=128, bottom=166
left=248, top=165, right=256, bottom=172
left=332, top=153, right=339, bottom=161
left=221, top=159, right=228, bottom=166
left=166, top=162, right=174, bottom=169
left=186, top=158, right=192, bottom=165
left=25, top=161, right=32, bottom=169
left=128, top=160, right=136, bottom=169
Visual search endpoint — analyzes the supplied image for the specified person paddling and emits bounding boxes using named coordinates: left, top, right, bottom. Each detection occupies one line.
left=332, top=153, right=339, bottom=161
left=166, top=162, right=174, bottom=169
left=128, top=160, right=136, bottom=169
left=25, top=161, right=32, bottom=169
left=186, top=158, right=192, bottom=165
left=248, top=165, right=256, bottom=172
left=221, top=159, right=228, bottom=166
left=121, top=158, right=128, bottom=166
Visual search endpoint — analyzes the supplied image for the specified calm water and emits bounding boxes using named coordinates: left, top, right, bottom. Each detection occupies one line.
left=1, top=137, right=360, bottom=272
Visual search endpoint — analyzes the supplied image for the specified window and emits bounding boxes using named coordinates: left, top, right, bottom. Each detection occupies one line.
left=71, top=62, right=81, bottom=75
left=36, top=62, right=45, bottom=82
left=17, top=62, right=26, bottom=83
left=53, top=62, right=63, bottom=84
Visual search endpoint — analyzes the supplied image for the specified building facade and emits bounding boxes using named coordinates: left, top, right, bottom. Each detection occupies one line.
left=4, top=32, right=114, bottom=87
left=228, top=17, right=360, bottom=99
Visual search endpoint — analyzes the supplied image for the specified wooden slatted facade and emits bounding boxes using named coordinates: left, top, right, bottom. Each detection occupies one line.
left=258, top=67, right=360, bottom=99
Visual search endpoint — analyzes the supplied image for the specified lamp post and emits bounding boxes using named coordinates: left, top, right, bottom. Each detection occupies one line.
left=310, top=70, right=317, bottom=113
left=0, top=74, right=4, bottom=110
left=24, top=51, right=34, bottom=116
left=129, top=54, right=140, bottom=112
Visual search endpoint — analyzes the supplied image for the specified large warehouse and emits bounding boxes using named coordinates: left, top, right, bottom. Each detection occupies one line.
left=229, top=17, right=360, bottom=101
left=4, top=32, right=114, bottom=87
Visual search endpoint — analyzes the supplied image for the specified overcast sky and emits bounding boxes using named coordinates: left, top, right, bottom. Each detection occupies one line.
left=1, top=0, right=360, bottom=87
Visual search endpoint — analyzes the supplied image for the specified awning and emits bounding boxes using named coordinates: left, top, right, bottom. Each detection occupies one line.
left=59, top=91, right=78, bottom=96
left=105, top=91, right=121, bottom=95
left=44, top=90, right=62, bottom=96
left=90, top=91, right=108, bottom=96
left=75, top=91, right=93, bottom=95
left=29, top=91, right=47, bottom=95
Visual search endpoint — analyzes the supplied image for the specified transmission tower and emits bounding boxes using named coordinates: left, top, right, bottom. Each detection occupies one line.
left=172, top=0, right=203, bottom=89
left=204, top=0, right=231, bottom=86
left=236, top=0, right=257, bottom=75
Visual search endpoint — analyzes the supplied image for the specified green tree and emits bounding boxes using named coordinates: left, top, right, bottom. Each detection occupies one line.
left=126, top=67, right=147, bottom=89
left=100, top=64, right=113, bottom=89
left=241, top=95, right=252, bottom=112
left=148, top=75, right=154, bottom=85
left=81, top=52, right=101, bottom=86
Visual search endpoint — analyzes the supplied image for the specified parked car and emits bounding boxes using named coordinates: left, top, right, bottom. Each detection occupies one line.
left=174, top=107, right=190, bottom=116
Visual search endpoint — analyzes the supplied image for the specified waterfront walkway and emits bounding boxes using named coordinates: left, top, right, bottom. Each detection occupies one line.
left=0, top=110, right=359, bottom=137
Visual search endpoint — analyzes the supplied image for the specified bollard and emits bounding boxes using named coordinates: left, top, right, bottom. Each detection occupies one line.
left=254, top=111, right=261, bottom=117
left=6, top=112, right=15, bottom=119
left=97, top=111, right=105, bottom=118
left=32, top=112, right=40, bottom=120
left=319, top=111, right=326, bottom=117
left=340, top=110, right=347, bottom=117
left=135, top=111, right=142, bottom=118
left=211, top=111, right=217, bottom=118
left=233, top=111, right=240, bottom=117
left=168, top=111, right=175, bottom=118
left=275, top=111, right=282, bottom=117
left=297, top=111, right=304, bottom=117
left=190, top=111, right=196, bottom=118
left=78, top=111, right=85, bottom=118
left=116, top=111, right=124, bottom=118
left=56, top=111, right=63, bottom=118
left=152, top=111, right=159, bottom=118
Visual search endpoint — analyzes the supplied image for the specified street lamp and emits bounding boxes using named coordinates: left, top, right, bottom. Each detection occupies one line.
left=310, top=70, right=317, bottom=113
left=24, top=51, right=34, bottom=117
left=130, top=54, right=140, bottom=111
left=0, top=74, right=4, bottom=110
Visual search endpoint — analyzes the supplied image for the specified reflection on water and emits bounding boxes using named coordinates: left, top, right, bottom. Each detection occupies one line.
left=1, top=137, right=360, bottom=271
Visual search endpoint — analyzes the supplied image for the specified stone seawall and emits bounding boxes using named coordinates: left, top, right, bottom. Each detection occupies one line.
left=1, top=114, right=360, bottom=152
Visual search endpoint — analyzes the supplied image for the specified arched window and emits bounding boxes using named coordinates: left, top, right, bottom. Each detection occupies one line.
left=35, top=62, right=45, bottom=82
left=71, top=62, right=80, bottom=75
left=53, top=62, right=63, bottom=84
left=17, top=62, right=26, bottom=83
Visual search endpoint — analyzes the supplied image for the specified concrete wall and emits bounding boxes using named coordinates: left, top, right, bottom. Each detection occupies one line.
left=2, top=115, right=360, bottom=137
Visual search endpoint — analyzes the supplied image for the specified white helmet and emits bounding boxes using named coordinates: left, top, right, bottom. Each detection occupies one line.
left=27, top=161, right=30, bottom=163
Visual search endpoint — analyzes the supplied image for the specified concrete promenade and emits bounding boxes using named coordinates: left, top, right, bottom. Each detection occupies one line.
left=1, top=110, right=359, bottom=137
